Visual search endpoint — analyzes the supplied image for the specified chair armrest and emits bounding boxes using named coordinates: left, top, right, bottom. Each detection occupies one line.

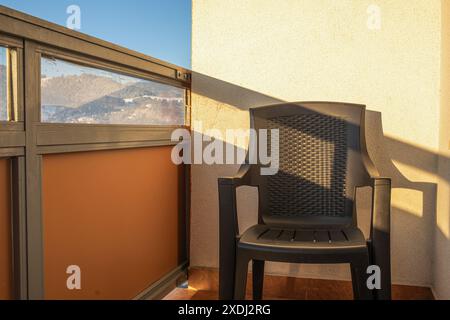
left=217, top=164, right=252, bottom=299
left=371, top=176, right=391, bottom=187
left=218, top=164, right=252, bottom=187
left=369, top=176, right=391, bottom=237
left=218, top=164, right=252, bottom=237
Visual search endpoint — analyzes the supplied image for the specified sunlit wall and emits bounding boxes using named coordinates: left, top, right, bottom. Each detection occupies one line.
left=191, top=0, right=447, bottom=295
left=434, top=0, right=450, bottom=300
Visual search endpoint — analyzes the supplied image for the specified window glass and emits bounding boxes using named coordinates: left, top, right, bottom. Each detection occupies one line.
left=0, top=47, right=7, bottom=121
left=41, top=57, right=185, bottom=125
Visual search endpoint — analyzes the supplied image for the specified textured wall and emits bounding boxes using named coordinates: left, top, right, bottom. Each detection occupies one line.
left=434, top=0, right=450, bottom=300
left=191, top=0, right=442, bottom=289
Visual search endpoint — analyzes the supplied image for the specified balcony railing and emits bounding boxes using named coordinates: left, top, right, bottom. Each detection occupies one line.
left=0, top=5, right=191, bottom=300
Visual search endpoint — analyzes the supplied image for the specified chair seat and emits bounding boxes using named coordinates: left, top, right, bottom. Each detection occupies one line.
left=238, top=224, right=367, bottom=256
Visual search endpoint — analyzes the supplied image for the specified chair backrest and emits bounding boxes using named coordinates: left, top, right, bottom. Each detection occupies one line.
left=248, top=102, right=375, bottom=229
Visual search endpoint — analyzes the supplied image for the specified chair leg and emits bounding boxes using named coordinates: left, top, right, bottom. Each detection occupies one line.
left=371, top=236, right=392, bottom=300
left=252, top=260, right=265, bottom=300
left=234, top=251, right=250, bottom=300
left=219, top=239, right=237, bottom=300
left=350, top=253, right=373, bottom=300
left=377, top=258, right=392, bottom=300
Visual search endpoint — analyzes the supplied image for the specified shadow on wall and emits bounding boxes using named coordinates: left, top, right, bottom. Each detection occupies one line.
left=190, top=72, right=448, bottom=286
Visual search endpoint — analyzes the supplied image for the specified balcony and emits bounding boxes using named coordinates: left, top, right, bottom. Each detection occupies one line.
left=0, top=1, right=449, bottom=301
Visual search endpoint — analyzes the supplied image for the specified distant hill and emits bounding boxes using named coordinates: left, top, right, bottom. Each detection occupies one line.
left=111, top=81, right=184, bottom=99
left=41, top=73, right=126, bottom=108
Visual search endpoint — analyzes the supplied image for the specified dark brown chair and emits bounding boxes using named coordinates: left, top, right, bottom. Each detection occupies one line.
left=218, top=102, right=391, bottom=300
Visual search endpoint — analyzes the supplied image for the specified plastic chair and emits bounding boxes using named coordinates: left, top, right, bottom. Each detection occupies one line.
left=218, top=102, right=391, bottom=300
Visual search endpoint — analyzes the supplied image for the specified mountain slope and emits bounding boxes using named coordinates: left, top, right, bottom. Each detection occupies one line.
left=41, top=73, right=126, bottom=108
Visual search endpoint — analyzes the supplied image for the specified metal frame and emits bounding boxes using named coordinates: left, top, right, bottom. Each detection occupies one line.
left=0, top=30, right=27, bottom=300
left=11, top=156, right=27, bottom=299
left=134, top=262, right=188, bottom=300
left=24, top=40, right=44, bottom=300
left=0, top=5, right=191, bottom=300
left=36, top=124, right=182, bottom=147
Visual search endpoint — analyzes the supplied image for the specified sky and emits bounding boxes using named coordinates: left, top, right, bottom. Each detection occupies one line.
left=0, top=0, right=191, bottom=68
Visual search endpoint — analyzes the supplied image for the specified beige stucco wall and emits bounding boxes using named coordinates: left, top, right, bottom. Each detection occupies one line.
left=191, top=0, right=447, bottom=294
left=434, top=0, right=450, bottom=300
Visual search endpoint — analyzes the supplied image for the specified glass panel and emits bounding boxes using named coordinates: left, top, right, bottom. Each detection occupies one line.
left=41, top=57, right=185, bottom=125
left=0, top=47, right=7, bottom=121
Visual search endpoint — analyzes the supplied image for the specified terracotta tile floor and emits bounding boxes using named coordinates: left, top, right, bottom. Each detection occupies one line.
left=164, top=268, right=434, bottom=300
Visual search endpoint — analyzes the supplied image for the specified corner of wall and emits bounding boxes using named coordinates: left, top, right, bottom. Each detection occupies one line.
left=433, top=0, right=450, bottom=300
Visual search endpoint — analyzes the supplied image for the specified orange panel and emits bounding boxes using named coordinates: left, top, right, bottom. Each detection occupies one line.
left=0, top=158, right=12, bottom=300
left=42, top=147, right=183, bottom=300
